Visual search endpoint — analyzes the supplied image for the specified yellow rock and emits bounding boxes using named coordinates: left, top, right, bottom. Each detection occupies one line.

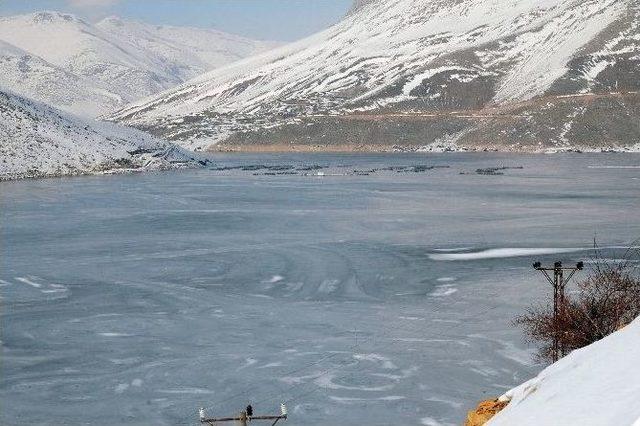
left=464, top=398, right=509, bottom=426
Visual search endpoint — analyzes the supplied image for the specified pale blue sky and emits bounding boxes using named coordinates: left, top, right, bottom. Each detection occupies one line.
left=0, top=0, right=353, bottom=41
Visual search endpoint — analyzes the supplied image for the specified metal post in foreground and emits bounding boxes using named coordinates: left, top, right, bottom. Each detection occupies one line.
left=532, top=260, right=584, bottom=361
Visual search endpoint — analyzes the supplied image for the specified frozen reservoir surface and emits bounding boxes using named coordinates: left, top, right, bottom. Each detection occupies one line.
left=1, top=153, right=639, bottom=426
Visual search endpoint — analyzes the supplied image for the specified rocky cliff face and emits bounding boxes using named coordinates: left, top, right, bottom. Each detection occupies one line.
left=108, top=0, right=640, bottom=152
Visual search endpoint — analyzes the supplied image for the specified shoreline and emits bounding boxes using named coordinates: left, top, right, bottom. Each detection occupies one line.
left=209, top=143, right=640, bottom=154
left=0, top=161, right=200, bottom=183
left=2, top=149, right=639, bottom=182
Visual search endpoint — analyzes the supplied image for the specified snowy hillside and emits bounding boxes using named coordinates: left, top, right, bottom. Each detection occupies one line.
left=0, top=90, right=204, bottom=180
left=0, top=11, right=277, bottom=117
left=96, top=17, right=280, bottom=78
left=109, top=0, right=640, bottom=152
left=488, top=316, right=640, bottom=426
left=0, top=39, right=121, bottom=117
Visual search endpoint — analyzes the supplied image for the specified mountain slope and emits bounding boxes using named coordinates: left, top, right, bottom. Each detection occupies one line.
left=0, top=90, right=204, bottom=180
left=488, top=316, right=640, bottom=425
left=96, top=16, right=280, bottom=79
left=0, top=39, right=122, bottom=117
left=109, top=0, right=640, bottom=152
left=0, top=11, right=277, bottom=117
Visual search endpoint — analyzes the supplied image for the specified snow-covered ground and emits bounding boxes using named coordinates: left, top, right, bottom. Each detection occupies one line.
left=0, top=11, right=278, bottom=117
left=0, top=89, right=204, bottom=180
left=490, top=316, right=640, bottom=425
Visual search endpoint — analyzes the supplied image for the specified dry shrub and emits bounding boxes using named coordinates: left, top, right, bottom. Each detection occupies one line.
left=515, top=244, right=640, bottom=363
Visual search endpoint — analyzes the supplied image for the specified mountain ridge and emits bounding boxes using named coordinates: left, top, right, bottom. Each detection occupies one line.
left=107, top=0, right=640, bottom=152
left=0, top=11, right=279, bottom=117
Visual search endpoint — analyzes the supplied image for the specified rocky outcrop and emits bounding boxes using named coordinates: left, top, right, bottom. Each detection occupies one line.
left=464, top=399, right=509, bottom=426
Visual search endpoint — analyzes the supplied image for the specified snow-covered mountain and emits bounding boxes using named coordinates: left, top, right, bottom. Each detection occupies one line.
left=0, top=89, right=204, bottom=180
left=0, top=11, right=277, bottom=117
left=96, top=16, right=280, bottom=77
left=488, top=316, right=640, bottom=425
left=109, top=0, right=640, bottom=152
left=0, top=39, right=122, bottom=117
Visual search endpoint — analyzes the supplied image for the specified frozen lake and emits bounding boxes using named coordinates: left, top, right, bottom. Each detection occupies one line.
left=2, top=153, right=639, bottom=426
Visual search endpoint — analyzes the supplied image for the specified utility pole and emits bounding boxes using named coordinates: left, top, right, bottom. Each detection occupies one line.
left=200, top=404, right=288, bottom=426
left=532, top=260, right=584, bottom=362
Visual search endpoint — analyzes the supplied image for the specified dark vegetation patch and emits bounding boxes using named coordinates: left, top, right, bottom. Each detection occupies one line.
left=208, top=163, right=452, bottom=177
left=459, top=166, right=524, bottom=175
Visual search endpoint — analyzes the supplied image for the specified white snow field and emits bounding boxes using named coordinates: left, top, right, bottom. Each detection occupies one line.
left=0, top=89, right=203, bottom=180
left=0, top=11, right=278, bottom=116
left=108, top=0, right=640, bottom=150
left=490, top=316, right=640, bottom=426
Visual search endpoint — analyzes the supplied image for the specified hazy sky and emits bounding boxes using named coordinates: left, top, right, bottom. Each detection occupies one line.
left=0, top=0, right=353, bottom=41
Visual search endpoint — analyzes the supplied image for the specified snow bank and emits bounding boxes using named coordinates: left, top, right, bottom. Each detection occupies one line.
left=0, top=89, right=204, bottom=180
left=489, top=316, right=640, bottom=426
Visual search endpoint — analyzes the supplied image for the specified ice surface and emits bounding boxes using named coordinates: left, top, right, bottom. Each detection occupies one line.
left=1, top=153, right=639, bottom=425
left=15, top=277, right=43, bottom=288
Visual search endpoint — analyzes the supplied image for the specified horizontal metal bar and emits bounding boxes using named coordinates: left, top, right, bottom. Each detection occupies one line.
left=202, top=417, right=242, bottom=422
left=200, top=417, right=240, bottom=423
left=202, top=415, right=286, bottom=423
left=535, top=268, right=581, bottom=272
left=250, top=415, right=287, bottom=420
